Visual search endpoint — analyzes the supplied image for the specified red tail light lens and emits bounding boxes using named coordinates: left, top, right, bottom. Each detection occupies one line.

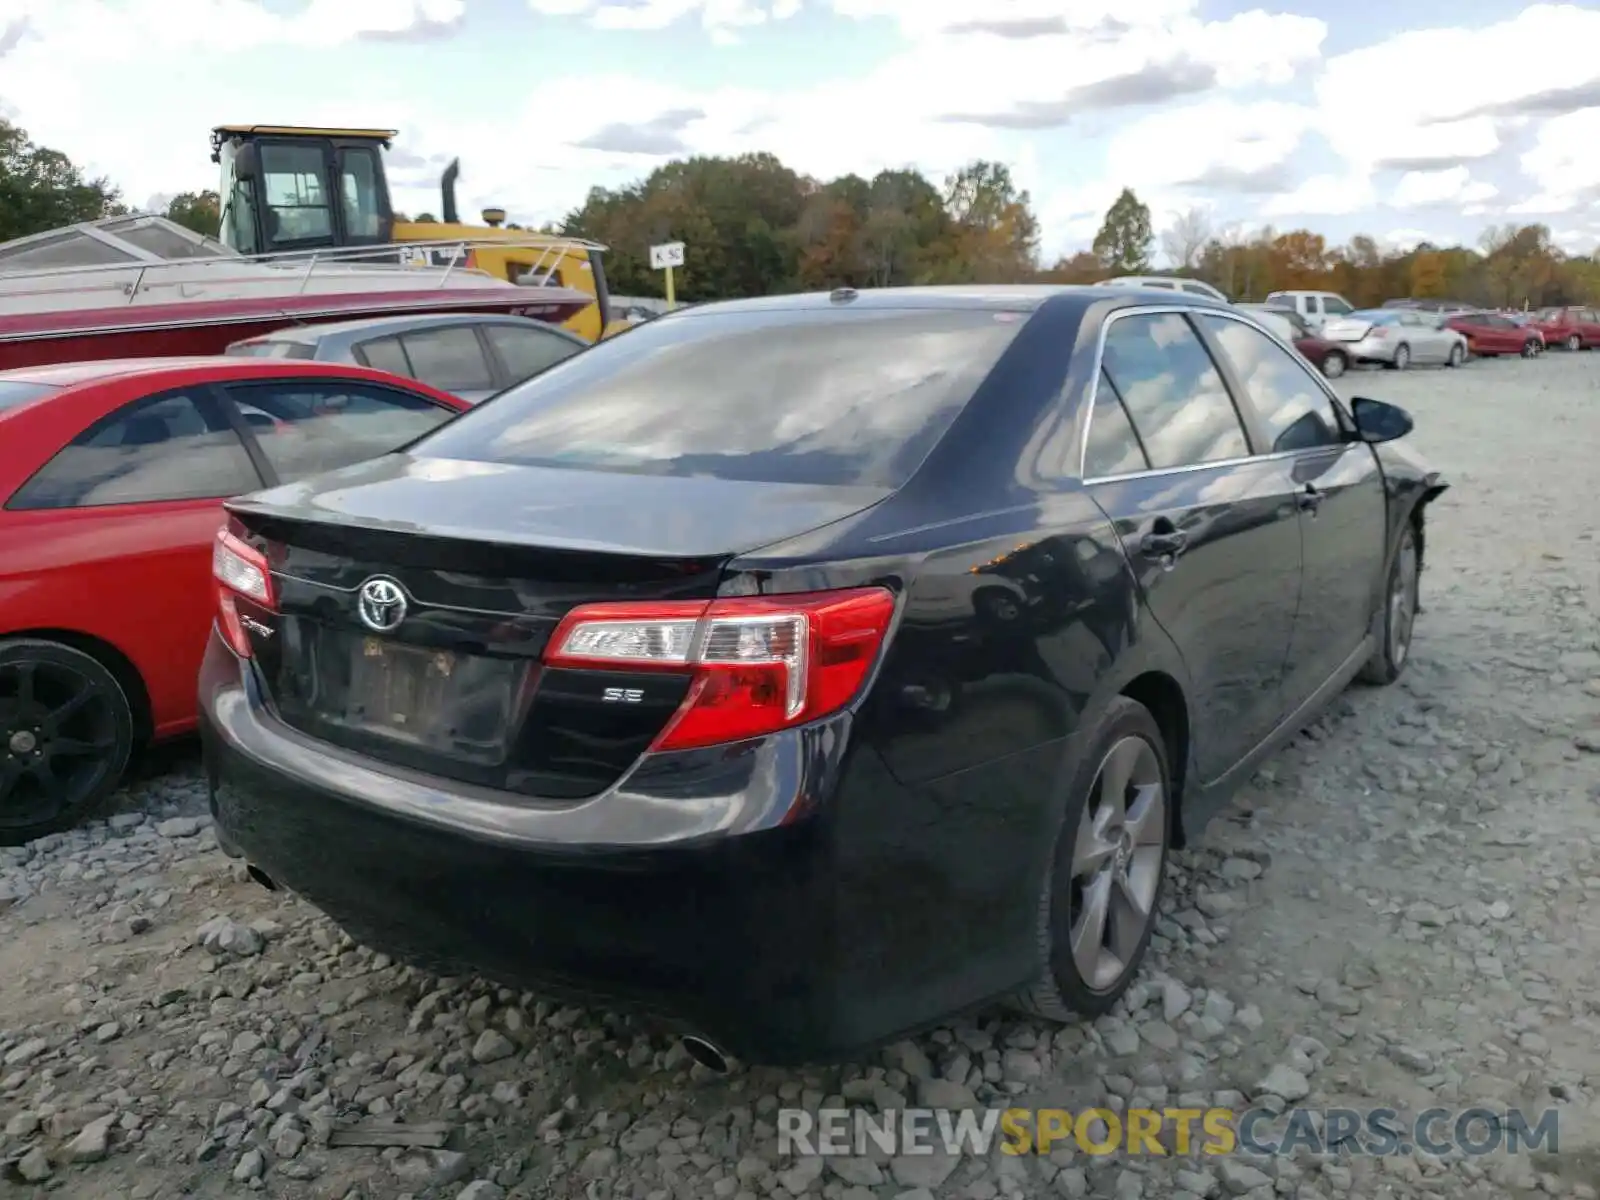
left=213, top=527, right=276, bottom=658
left=544, top=587, right=897, bottom=751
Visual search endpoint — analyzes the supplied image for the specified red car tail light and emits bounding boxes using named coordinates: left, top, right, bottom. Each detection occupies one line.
left=544, top=587, right=898, bottom=751
left=213, top=526, right=276, bottom=658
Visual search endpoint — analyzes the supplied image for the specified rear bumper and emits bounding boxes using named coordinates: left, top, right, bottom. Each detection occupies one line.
left=198, top=631, right=1061, bottom=1064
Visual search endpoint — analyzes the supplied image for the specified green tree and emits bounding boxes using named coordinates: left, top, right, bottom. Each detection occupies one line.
left=0, top=118, right=123, bottom=243
left=1092, top=188, right=1153, bottom=274
left=164, top=190, right=221, bottom=238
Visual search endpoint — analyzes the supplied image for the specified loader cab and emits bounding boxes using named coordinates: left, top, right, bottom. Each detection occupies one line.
left=213, top=125, right=395, bottom=256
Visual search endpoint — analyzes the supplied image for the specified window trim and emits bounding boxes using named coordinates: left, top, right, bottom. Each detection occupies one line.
left=4, top=385, right=264, bottom=512
left=1077, top=304, right=1356, bottom=486
left=216, top=377, right=464, bottom=487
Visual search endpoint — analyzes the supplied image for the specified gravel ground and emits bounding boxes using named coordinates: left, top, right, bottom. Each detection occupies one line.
left=4, top=350, right=1600, bottom=1200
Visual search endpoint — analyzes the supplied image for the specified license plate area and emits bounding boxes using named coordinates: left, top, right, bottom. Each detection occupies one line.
left=328, top=633, right=523, bottom=765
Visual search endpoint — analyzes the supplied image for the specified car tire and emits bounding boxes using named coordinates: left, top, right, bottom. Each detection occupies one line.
left=1320, top=351, right=1347, bottom=379
left=1012, top=695, right=1170, bottom=1022
left=1447, top=343, right=1465, bottom=367
left=1388, top=343, right=1411, bottom=370
left=1357, top=522, right=1419, bottom=687
left=1567, top=334, right=1582, bottom=352
left=0, top=638, right=135, bottom=846
left=1522, top=339, right=1542, bottom=358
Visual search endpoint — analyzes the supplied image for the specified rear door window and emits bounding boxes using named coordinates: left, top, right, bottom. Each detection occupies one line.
left=8, top=390, right=261, bottom=509
left=1083, top=370, right=1151, bottom=478
left=355, top=335, right=414, bottom=378
left=1099, top=312, right=1250, bottom=469
left=397, top=326, right=496, bottom=393
left=483, top=324, right=583, bottom=383
left=410, top=307, right=1027, bottom=488
left=222, top=381, right=457, bottom=483
left=1305, top=296, right=1322, bottom=315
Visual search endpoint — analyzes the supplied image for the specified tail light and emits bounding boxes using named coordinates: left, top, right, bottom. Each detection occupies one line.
left=213, top=525, right=276, bottom=658
left=1367, top=325, right=1387, bottom=339
left=544, top=587, right=897, bottom=751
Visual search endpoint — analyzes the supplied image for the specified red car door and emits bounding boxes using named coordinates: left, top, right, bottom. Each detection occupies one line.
left=2, top=388, right=267, bottom=737
left=1581, top=308, right=1600, bottom=347
left=0, top=390, right=268, bottom=739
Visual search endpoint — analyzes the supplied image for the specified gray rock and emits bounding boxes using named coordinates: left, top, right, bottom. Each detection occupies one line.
left=1218, top=1159, right=1272, bottom=1194
left=67, top=1113, right=116, bottom=1163
left=457, top=1184, right=506, bottom=1200
left=470, top=1028, right=515, bottom=1064
left=15, top=1146, right=52, bottom=1182
left=1255, top=1064, right=1310, bottom=1102
left=889, top=1151, right=959, bottom=1189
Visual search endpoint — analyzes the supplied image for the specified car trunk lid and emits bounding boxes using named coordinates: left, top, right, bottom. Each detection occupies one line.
left=1322, top=318, right=1377, bottom=342
left=226, top=454, right=892, bottom=799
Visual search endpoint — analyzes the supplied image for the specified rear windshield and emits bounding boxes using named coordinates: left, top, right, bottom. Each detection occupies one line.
left=226, top=340, right=316, bottom=359
left=1349, top=310, right=1398, bottom=324
left=0, top=381, right=59, bottom=412
left=408, top=306, right=1027, bottom=488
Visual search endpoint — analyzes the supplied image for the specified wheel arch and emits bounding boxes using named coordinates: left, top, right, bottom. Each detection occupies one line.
left=3, top=627, right=154, bottom=744
left=1118, top=670, right=1193, bottom=847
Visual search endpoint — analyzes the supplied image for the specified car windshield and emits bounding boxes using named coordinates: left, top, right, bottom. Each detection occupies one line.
left=408, top=305, right=1027, bottom=489
left=0, top=380, right=60, bottom=412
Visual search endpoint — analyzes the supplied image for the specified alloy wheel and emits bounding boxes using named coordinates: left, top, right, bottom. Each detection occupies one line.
left=0, top=659, right=121, bottom=835
left=1322, top=353, right=1346, bottom=379
left=1394, top=344, right=1410, bottom=370
left=1067, top=736, right=1166, bottom=992
left=1389, top=530, right=1419, bottom=667
left=1568, top=334, right=1582, bottom=352
left=1449, top=344, right=1464, bottom=367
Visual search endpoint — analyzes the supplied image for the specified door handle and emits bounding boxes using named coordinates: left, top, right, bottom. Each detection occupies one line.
left=1297, top=485, right=1323, bottom=513
left=1140, top=530, right=1188, bottom=557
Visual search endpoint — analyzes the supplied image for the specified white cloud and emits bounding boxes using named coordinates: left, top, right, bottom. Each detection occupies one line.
left=1517, top=107, right=1600, bottom=214
left=1390, top=166, right=1497, bottom=210
left=1105, top=100, right=1312, bottom=193
left=1314, top=3, right=1600, bottom=171
left=526, top=0, right=797, bottom=40
left=1263, top=174, right=1376, bottom=219
left=1383, top=229, right=1440, bottom=253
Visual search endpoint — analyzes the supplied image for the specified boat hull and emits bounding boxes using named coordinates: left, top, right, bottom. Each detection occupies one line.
left=0, top=287, right=591, bottom=369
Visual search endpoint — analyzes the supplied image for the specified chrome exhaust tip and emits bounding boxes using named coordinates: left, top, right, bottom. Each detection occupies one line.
left=680, top=1035, right=730, bottom=1074
left=245, top=864, right=279, bottom=892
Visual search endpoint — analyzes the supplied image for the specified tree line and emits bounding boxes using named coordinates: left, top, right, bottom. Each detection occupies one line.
left=3, top=116, right=1597, bottom=310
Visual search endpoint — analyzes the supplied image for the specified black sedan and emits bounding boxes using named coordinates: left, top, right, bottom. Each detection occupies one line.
left=199, top=285, right=1447, bottom=1066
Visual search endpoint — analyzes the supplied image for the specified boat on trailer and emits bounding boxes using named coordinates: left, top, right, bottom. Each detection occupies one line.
left=0, top=213, right=596, bottom=369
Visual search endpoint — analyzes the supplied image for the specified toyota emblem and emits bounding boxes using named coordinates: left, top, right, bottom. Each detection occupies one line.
left=357, top=576, right=408, bottom=633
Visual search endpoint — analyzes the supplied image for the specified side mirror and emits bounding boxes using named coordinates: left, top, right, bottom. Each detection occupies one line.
left=1351, top=397, right=1413, bottom=444
left=233, top=142, right=259, bottom=182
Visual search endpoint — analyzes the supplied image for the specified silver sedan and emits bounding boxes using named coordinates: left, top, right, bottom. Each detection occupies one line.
left=1320, top=308, right=1468, bottom=370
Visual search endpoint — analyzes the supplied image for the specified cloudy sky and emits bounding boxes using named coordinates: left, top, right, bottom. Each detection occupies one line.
left=2, top=0, right=1598, bottom=262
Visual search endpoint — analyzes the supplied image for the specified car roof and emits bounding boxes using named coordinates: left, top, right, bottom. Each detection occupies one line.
left=668, top=284, right=1235, bottom=319
left=0, top=356, right=419, bottom=388
left=237, top=311, right=586, bottom=345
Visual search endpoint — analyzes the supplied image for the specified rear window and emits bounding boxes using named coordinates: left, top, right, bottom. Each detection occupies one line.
left=1350, top=310, right=1398, bottom=324
left=409, top=307, right=1027, bottom=488
left=227, top=340, right=315, bottom=359
left=0, top=381, right=59, bottom=411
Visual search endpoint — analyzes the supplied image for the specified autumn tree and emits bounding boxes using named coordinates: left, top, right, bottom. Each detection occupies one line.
left=1092, top=188, right=1153, bottom=274
left=0, top=118, right=123, bottom=243
left=1160, top=207, right=1212, bottom=272
left=164, top=190, right=221, bottom=238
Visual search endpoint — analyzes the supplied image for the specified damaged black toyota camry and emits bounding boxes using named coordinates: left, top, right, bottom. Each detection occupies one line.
left=200, top=285, right=1447, bottom=1067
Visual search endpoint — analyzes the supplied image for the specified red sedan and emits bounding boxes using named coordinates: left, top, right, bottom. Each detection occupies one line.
left=0, top=357, right=469, bottom=843
left=1530, top=306, right=1600, bottom=351
left=1444, top=311, right=1545, bottom=358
